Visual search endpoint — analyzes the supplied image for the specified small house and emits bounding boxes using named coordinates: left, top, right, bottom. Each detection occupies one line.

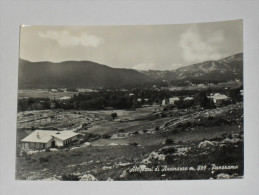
left=20, top=130, right=78, bottom=150
left=162, top=97, right=180, bottom=106
left=169, top=97, right=180, bottom=104
left=184, top=97, right=193, bottom=101
left=207, top=93, right=229, bottom=104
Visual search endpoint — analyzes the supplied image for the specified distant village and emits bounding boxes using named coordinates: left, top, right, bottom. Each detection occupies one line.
left=18, top=81, right=243, bottom=113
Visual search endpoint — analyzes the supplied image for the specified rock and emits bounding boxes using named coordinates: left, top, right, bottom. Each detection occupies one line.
left=41, top=168, right=49, bottom=172
left=108, top=143, right=118, bottom=146
left=82, top=142, right=91, bottom=147
left=110, top=133, right=130, bottom=139
left=70, top=147, right=80, bottom=150
left=221, top=138, right=242, bottom=144
left=142, top=152, right=166, bottom=164
left=198, top=140, right=214, bottom=149
left=217, top=173, right=230, bottom=179
left=102, top=166, right=112, bottom=170
left=173, top=147, right=191, bottom=157
left=141, top=158, right=151, bottom=164
left=116, top=162, right=132, bottom=167
left=49, top=148, right=59, bottom=152
left=80, top=174, right=98, bottom=181
left=232, top=134, right=240, bottom=138
left=27, top=150, right=39, bottom=155
left=120, top=170, right=128, bottom=178
left=106, top=177, right=114, bottom=181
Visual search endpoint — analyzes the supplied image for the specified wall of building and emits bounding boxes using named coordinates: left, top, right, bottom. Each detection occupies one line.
left=46, top=140, right=52, bottom=148
left=71, top=135, right=77, bottom=141
left=54, top=137, right=64, bottom=147
left=21, top=142, right=49, bottom=150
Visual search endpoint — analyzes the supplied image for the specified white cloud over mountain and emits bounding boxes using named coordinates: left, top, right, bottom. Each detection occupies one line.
left=179, top=25, right=225, bottom=63
left=133, top=63, right=183, bottom=71
left=38, top=30, right=103, bottom=48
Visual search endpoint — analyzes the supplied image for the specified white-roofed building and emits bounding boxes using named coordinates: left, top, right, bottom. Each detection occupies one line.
left=137, top=98, right=142, bottom=102
left=207, top=93, right=229, bottom=104
left=169, top=97, right=180, bottom=104
left=184, top=97, right=193, bottom=101
left=162, top=97, right=180, bottom=106
left=20, top=130, right=78, bottom=150
left=59, top=96, right=71, bottom=100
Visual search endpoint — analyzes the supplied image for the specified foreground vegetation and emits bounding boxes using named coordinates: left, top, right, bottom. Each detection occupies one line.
left=16, top=101, right=243, bottom=180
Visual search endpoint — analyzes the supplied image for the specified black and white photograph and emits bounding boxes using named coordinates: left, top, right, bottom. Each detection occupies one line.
left=15, top=20, right=244, bottom=181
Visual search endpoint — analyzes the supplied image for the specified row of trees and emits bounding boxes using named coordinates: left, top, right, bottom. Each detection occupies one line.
left=17, top=87, right=243, bottom=111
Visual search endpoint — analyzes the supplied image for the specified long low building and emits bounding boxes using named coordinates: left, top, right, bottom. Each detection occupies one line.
left=20, top=130, right=79, bottom=150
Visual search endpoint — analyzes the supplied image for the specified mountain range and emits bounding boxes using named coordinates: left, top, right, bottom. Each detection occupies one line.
left=18, top=53, right=243, bottom=89
left=18, top=60, right=155, bottom=89
left=140, top=53, right=243, bottom=83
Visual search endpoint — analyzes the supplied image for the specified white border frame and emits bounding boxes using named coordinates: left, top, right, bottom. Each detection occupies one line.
left=1, top=0, right=259, bottom=194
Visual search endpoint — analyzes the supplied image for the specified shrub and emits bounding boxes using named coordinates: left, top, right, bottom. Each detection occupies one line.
left=172, top=129, right=179, bottom=134
left=227, top=134, right=233, bottom=139
left=129, top=142, right=138, bottom=146
left=160, top=147, right=176, bottom=155
left=165, top=138, right=175, bottom=145
left=118, top=129, right=125, bottom=133
left=71, top=151, right=82, bottom=156
left=111, top=112, right=118, bottom=121
left=132, top=131, right=139, bottom=135
left=82, top=123, right=89, bottom=128
left=61, top=174, right=80, bottom=181
left=39, top=157, right=49, bottom=163
left=83, top=133, right=101, bottom=142
left=221, top=132, right=228, bottom=138
left=21, top=151, right=27, bottom=157
left=25, top=156, right=31, bottom=161
left=165, top=155, right=175, bottom=164
left=102, top=134, right=111, bottom=139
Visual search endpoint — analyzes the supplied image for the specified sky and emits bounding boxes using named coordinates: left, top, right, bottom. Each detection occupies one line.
left=20, top=20, right=243, bottom=71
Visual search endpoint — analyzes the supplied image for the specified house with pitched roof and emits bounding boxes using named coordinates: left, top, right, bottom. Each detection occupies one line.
left=20, top=130, right=78, bottom=150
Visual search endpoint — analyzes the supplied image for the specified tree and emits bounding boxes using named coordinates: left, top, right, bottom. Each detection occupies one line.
left=194, top=91, right=216, bottom=109
left=111, top=112, right=117, bottom=121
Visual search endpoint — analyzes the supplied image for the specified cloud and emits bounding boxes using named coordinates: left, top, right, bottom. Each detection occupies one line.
left=38, top=30, right=103, bottom=48
left=133, top=63, right=183, bottom=71
left=179, top=25, right=225, bottom=63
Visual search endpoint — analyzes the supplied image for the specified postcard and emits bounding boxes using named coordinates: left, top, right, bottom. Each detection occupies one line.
left=16, top=20, right=243, bottom=181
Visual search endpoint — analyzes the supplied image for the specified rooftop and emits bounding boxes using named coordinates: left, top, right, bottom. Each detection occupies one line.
left=21, top=130, right=78, bottom=143
left=207, top=93, right=229, bottom=100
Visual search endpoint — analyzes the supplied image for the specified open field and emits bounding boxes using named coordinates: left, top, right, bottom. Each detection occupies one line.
left=16, top=103, right=243, bottom=180
left=18, top=89, right=79, bottom=99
